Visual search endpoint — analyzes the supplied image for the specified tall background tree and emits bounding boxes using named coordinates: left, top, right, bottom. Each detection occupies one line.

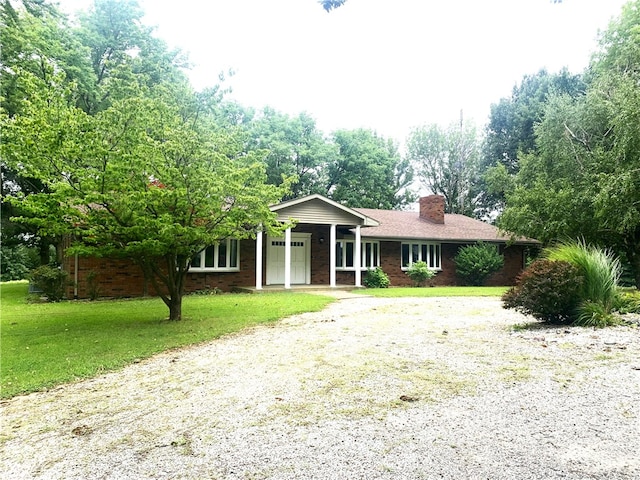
left=406, top=119, right=481, bottom=216
left=328, top=129, right=414, bottom=209
left=498, top=0, right=640, bottom=287
left=478, top=68, right=585, bottom=218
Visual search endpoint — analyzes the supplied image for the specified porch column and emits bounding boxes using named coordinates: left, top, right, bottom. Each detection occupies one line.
left=255, top=229, right=263, bottom=290
left=354, top=225, right=362, bottom=287
left=284, top=227, right=291, bottom=289
left=329, top=224, right=337, bottom=287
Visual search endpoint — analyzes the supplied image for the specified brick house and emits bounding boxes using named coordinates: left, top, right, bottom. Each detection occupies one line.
left=63, top=194, right=538, bottom=298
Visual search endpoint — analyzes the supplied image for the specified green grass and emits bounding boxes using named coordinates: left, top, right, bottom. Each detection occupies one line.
left=0, top=281, right=334, bottom=399
left=362, top=286, right=508, bottom=298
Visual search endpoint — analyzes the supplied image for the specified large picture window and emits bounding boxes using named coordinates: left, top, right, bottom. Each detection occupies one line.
left=401, top=242, right=441, bottom=270
left=336, top=240, right=380, bottom=270
left=190, top=239, right=239, bottom=272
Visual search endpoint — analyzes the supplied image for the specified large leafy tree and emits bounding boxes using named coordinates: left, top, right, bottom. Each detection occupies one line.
left=499, top=0, right=640, bottom=287
left=328, top=129, right=414, bottom=209
left=1, top=0, right=193, bottom=267
left=0, top=0, right=95, bottom=262
left=478, top=69, right=585, bottom=218
left=406, top=120, right=481, bottom=216
left=247, top=108, right=334, bottom=199
left=2, top=73, right=289, bottom=320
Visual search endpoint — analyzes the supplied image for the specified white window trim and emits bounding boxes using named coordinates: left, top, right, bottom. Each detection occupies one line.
left=189, top=239, right=240, bottom=272
left=401, top=241, right=442, bottom=271
left=336, top=239, right=380, bottom=271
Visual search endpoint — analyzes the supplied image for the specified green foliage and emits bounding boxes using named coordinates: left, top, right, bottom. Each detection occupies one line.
left=545, top=240, right=621, bottom=313
left=246, top=108, right=333, bottom=199
left=0, top=244, right=38, bottom=281
left=363, top=267, right=390, bottom=288
left=29, top=264, right=68, bottom=302
left=1, top=72, right=289, bottom=320
left=329, top=129, right=414, bottom=209
left=405, top=260, right=435, bottom=287
left=575, top=301, right=619, bottom=328
left=454, top=242, right=504, bottom=286
left=0, top=281, right=334, bottom=398
left=502, top=259, right=584, bottom=323
left=498, top=3, right=640, bottom=288
left=613, top=289, right=640, bottom=314
left=406, top=120, right=480, bottom=216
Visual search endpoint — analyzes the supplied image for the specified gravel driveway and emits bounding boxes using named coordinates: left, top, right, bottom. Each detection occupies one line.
left=2, top=295, right=639, bottom=479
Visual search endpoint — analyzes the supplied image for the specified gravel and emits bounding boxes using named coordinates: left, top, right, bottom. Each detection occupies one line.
left=2, top=295, right=639, bottom=479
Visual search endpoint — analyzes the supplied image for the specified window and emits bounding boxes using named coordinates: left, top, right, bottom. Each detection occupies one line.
left=336, top=240, right=380, bottom=270
left=190, top=239, right=239, bottom=272
left=401, top=242, right=441, bottom=270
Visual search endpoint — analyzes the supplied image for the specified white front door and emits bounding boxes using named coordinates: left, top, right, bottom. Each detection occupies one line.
left=266, top=234, right=310, bottom=285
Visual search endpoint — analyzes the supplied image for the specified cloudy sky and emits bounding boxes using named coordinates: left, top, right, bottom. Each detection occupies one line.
left=58, top=0, right=629, bottom=143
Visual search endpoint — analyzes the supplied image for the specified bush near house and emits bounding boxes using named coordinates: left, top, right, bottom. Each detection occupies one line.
left=405, top=260, right=435, bottom=287
left=502, top=259, right=584, bottom=323
left=29, top=264, right=68, bottom=302
left=504, top=241, right=627, bottom=327
left=454, top=242, right=504, bottom=286
left=364, top=267, right=390, bottom=288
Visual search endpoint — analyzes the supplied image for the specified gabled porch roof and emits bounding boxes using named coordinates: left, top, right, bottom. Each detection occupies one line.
left=270, top=194, right=380, bottom=227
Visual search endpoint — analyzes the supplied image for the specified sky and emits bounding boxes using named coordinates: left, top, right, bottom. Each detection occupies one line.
left=57, top=0, right=629, bottom=144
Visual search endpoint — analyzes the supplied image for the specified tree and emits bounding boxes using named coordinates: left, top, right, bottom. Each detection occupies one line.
left=478, top=69, right=585, bottom=218
left=247, top=108, right=334, bottom=199
left=1, top=73, right=289, bottom=320
left=0, top=0, right=95, bottom=263
left=499, top=1, right=640, bottom=287
left=320, top=0, right=346, bottom=12
left=406, top=120, right=480, bottom=216
left=328, top=129, right=414, bottom=209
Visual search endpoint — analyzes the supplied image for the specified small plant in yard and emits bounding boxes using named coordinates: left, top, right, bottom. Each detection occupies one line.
left=405, top=261, right=435, bottom=287
left=454, top=242, right=504, bottom=286
left=364, top=267, right=390, bottom=288
left=29, top=264, right=68, bottom=302
left=85, top=270, right=101, bottom=301
left=502, top=259, right=584, bottom=323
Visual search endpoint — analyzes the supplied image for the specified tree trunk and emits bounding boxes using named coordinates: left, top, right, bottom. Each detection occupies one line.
left=168, top=294, right=182, bottom=321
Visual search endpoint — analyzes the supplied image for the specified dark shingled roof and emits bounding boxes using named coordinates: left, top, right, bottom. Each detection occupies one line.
left=353, top=208, right=538, bottom=244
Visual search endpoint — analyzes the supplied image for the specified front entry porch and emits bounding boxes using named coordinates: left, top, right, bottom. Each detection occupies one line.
left=254, top=195, right=380, bottom=291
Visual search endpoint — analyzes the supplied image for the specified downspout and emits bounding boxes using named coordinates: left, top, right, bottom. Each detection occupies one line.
left=74, top=253, right=79, bottom=299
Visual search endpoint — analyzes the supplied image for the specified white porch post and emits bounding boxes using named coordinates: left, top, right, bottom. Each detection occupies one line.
left=255, top=229, right=263, bottom=290
left=284, top=227, right=292, bottom=289
left=329, top=224, right=337, bottom=287
left=354, top=225, right=362, bottom=287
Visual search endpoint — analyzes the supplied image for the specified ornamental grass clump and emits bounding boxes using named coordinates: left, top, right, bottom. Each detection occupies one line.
left=545, top=240, right=621, bottom=326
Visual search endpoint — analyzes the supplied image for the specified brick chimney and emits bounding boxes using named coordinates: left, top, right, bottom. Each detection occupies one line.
left=419, top=195, right=445, bottom=224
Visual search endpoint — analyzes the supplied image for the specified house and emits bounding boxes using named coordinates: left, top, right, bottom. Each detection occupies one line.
left=62, top=194, right=538, bottom=298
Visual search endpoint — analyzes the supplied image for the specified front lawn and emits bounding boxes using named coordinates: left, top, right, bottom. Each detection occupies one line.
left=362, top=286, right=509, bottom=298
left=1, top=281, right=334, bottom=398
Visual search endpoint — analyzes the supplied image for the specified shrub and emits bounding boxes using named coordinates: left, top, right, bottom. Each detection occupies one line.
left=364, top=267, right=390, bottom=288
left=502, top=259, right=583, bottom=323
left=454, top=242, right=504, bottom=286
left=1, top=244, right=39, bottom=281
left=613, top=289, right=640, bottom=314
left=405, top=260, right=435, bottom=287
left=545, top=240, right=621, bottom=314
left=29, top=265, right=69, bottom=302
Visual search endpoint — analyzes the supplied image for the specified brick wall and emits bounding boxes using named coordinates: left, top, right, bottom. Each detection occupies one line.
left=64, top=234, right=527, bottom=299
